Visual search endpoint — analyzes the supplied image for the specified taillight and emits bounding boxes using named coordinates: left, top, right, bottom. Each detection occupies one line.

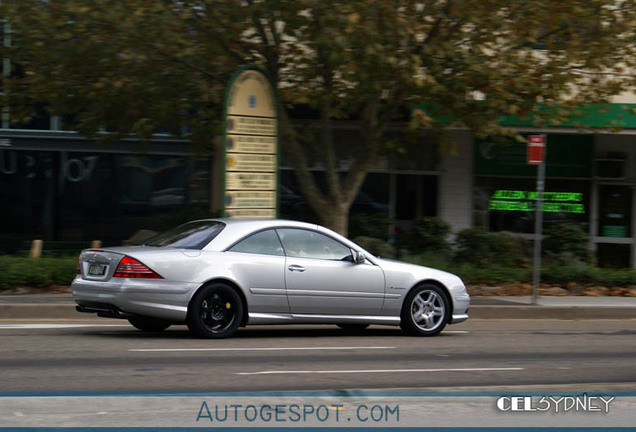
left=77, top=255, right=81, bottom=275
left=113, top=256, right=163, bottom=279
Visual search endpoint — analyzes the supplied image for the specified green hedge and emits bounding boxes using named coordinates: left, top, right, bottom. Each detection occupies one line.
left=454, top=228, right=530, bottom=267
left=404, top=217, right=452, bottom=256
left=0, top=255, right=77, bottom=290
left=2, top=251, right=636, bottom=292
left=410, top=254, right=531, bottom=284
left=407, top=253, right=636, bottom=287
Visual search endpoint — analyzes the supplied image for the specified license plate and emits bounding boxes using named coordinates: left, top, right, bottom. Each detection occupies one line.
left=88, top=264, right=107, bottom=276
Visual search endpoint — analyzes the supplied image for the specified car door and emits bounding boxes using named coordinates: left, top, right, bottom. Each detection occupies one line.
left=226, top=229, right=289, bottom=314
left=277, top=228, right=385, bottom=315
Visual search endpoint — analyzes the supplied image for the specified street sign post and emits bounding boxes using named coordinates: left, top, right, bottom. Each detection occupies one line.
left=528, top=134, right=546, bottom=305
left=527, top=135, right=546, bottom=165
left=222, top=65, right=279, bottom=219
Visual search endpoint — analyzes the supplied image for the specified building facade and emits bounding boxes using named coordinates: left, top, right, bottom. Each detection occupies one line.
left=4, top=116, right=636, bottom=268
left=0, top=128, right=211, bottom=251
left=440, top=124, right=636, bottom=268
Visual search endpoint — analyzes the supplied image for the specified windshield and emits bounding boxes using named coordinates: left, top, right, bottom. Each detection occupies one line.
left=144, top=221, right=225, bottom=249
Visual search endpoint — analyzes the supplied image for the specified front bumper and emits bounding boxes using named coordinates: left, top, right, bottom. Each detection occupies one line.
left=451, top=290, right=470, bottom=324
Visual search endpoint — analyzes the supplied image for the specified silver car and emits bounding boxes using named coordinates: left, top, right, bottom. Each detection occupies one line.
left=72, top=219, right=470, bottom=338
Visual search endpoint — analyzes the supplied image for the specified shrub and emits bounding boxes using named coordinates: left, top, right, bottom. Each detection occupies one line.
left=454, top=228, right=530, bottom=267
left=0, top=256, right=76, bottom=290
left=542, top=263, right=596, bottom=285
left=404, top=217, right=452, bottom=255
left=456, top=263, right=531, bottom=285
left=602, top=268, right=636, bottom=287
left=353, top=236, right=396, bottom=258
left=405, top=254, right=530, bottom=284
left=407, top=251, right=454, bottom=272
left=543, top=223, right=591, bottom=264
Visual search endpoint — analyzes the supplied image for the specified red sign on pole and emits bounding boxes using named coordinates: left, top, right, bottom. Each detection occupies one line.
left=527, top=135, right=546, bottom=165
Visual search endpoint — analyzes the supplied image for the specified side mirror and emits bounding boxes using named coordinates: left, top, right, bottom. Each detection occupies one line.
left=352, top=250, right=366, bottom=264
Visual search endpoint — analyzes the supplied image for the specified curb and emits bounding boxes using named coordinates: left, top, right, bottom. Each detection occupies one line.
left=468, top=305, right=636, bottom=320
left=0, top=304, right=78, bottom=319
left=1, top=303, right=635, bottom=320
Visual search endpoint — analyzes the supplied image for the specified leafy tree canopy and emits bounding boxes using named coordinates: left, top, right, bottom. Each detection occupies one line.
left=2, top=0, right=636, bottom=234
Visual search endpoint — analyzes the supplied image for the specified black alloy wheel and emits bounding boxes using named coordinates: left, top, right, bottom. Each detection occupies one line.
left=187, top=283, right=244, bottom=339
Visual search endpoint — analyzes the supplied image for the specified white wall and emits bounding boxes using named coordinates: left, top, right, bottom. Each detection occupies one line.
left=593, top=134, right=636, bottom=267
left=595, top=134, right=636, bottom=180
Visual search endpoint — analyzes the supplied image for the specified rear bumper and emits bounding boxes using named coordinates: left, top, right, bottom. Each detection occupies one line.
left=72, top=276, right=199, bottom=322
left=75, top=302, right=135, bottom=319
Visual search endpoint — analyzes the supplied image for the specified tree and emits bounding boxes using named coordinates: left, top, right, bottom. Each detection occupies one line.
left=1, top=1, right=237, bottom=145
left=3, top=0, right=636, bottom=235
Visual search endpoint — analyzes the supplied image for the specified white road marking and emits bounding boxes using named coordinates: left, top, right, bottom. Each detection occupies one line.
left=129, top=346, right=396, bottom=352
left=0, top=323, right=130, bottom=329
left=444, top=330, right=469, bottom=334
left=237, top=367, right=525, bottom=376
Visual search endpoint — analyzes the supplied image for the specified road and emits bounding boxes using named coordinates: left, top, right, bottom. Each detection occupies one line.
left=2, top=318, right=636, bottom=394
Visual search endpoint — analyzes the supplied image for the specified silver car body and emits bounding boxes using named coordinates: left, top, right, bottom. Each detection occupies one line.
left=72, top=219, right=469, bottom=334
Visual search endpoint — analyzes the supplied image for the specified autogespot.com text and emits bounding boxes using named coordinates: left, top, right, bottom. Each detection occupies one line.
left=196, top=401, right=399, bottom=425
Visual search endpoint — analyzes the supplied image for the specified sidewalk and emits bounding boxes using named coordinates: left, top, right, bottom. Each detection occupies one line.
left=1, top=293, right=636, bottom=320
left=469, top=295, right=636, bottom=319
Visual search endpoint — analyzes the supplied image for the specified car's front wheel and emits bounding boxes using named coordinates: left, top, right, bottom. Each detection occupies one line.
left=128, top=317, right=172, bottom=332
left=187, top=283, right=244, bottom=339
left=400, top=284, right=451, bottom=336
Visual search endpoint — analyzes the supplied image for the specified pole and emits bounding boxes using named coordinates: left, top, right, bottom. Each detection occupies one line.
left=532, top=162, right=545, bottom=305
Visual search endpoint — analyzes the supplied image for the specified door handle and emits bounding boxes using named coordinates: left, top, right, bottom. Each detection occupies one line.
left=288, top=264, right=306, bottom=272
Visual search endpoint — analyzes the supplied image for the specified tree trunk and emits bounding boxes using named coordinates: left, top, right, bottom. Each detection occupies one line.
left=317, top=200, right=351, bottom=237
left=275, top=79, right=385, bottom=237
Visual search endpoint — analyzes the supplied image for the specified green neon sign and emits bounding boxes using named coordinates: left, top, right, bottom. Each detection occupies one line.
left=489, top=190, right=585, bottom=214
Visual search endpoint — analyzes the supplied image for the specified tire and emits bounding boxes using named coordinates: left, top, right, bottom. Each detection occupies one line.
left=337, top=323, right=370, bottom=333
left=400, top=284, right=451, bottom=336
left=128, top=317, right=172, bottom=332
left=187, top=283, right=244, bottom=339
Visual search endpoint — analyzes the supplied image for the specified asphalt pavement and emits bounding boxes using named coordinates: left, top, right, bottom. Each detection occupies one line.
left=1, top=292, right=635, bottom=320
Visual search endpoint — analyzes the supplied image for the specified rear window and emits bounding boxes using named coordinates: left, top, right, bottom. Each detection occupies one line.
left=144, top=221, right=225, bottom=249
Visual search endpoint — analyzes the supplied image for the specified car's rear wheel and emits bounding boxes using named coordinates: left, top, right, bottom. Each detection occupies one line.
left=400, top=284, right=450, bottom=336
left=187, top=283, right=243, bottom=339
left=128, top=317, right=172, bottom=332
left=337, top=323, right=370, bottom=333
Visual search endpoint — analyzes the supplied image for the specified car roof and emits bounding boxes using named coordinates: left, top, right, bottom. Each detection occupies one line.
left=204, top=218, right=321, bottom=232
left=182, top=218, right=377, bottom=262
left=198, top=218, right=324, bottom=251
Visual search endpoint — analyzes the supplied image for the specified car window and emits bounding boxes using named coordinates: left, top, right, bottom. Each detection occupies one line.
left=277, top=228, right=351, bottom=261
left=144, top=221, right=225, bottom=249
left=228, top=229, right=284, bottom=256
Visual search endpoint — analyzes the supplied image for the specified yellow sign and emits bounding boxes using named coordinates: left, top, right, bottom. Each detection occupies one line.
left=226, top=70, right=276, bottom=117
left=226, top=191, right=276, bottom=209
left=226, top=134, right=276, bottom=153
left=227, top=116, right=276, bottom=136
left=226, top=208, right=277, bottom=219
left=226, top=154, right=276, bottom=172
left=226, top=172, right=277, bottom=190
left=223, top=66, right=278, bottom=217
